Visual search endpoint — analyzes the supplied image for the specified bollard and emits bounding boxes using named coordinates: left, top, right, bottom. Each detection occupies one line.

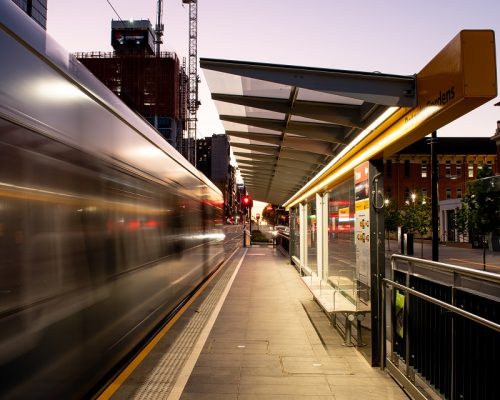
left=344, top=314, right=353, bottom=346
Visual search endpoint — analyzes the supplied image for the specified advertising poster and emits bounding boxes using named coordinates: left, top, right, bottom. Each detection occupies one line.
left=354, top=162, right=370, bottom=286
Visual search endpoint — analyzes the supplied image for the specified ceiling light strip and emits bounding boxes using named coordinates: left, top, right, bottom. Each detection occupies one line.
left=283, top=106, right=399, bottom=208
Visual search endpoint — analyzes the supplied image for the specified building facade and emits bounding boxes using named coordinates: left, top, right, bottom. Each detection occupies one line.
left=384, top=137, right=498, bottom=242
left=11, top=0, right=47, bottom=29
left=76, top=20, right=188, bottom=152
left=196, top=134, right=235, bottom=220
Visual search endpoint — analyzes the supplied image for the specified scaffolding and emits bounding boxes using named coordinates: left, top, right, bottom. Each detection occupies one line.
left=183, top=0, right=199, bottom=165
left=76, top=51, right=187, bottom=150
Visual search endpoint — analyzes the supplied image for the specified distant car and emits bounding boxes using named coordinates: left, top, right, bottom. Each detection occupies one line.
left=273, top=225, right=290, bottom=236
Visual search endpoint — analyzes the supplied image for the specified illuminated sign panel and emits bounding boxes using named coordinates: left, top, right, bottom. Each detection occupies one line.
left=382, top=30, right=497, bottom=156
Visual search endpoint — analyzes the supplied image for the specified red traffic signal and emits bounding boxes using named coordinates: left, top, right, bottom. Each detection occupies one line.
left=241, top=195, right=253, bottom=208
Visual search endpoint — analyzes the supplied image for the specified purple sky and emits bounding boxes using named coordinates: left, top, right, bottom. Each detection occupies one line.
left=47, top=0, right=500, bottom=139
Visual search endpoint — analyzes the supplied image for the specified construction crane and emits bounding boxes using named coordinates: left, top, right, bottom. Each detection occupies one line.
left=154, top=0, right=199, bottom=165
left=154, top=0, right=164, bottom=56
left=183, top=0, right=199, bottom=165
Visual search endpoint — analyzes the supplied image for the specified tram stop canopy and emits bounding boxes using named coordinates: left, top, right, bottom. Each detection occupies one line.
left=201, top=30, right=497, bottom=206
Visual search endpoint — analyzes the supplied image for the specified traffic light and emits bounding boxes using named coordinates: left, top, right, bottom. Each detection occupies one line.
left=241, top=195, right=253, bottom=208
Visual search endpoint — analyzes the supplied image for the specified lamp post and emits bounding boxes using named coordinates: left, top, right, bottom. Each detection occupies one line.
left=431, top=131, right=439, bottom=261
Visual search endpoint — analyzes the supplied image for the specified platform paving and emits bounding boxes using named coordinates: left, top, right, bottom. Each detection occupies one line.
left=177, top=246, right=408, bottom=400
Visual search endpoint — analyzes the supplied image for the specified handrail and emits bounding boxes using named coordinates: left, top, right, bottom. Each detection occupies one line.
left=390, top=254, right=500, bottom=285
left=383, top=279, right=500, bottom=333
left=382, top=254, right=500, bottom=400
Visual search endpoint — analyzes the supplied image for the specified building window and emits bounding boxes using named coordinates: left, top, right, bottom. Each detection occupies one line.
left=404, top=160, right=410, bottom=177
left=456, top=160, right=462, bottom=177
left=422, top=188, right=427, bottom=199
left=468, top=163, right=474, bottom=178
left=386, top=187, right=392, bottom=200
left=457, top=188, right=462, bottom=199
left=421, top=160, right=428, bottom=178
left=386, top=160, right=392, bottom=178
left=446, top=188, right=452, bottom=199
left=404, top=188, right=410, bottom=203
left=445, top=160, right=451, bottom=178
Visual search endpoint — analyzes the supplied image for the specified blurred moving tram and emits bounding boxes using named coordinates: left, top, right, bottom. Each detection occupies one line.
left=0, top=2, right=225, bottom=398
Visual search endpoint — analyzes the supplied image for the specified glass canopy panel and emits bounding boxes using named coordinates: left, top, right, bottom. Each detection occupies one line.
left=223, top=120, right=282, bottom=134
left=229, top=136, right=251, bottom=145
left=203, top=69, right=244, bottom=96
left=213, top=100, right=246, bottom=117
left=297, top=88, right=363, bottom=105
left=222, top=121, right=252, bottom=132
left=240, top=77, right=291, bottom=98
left=247, top=126, right=283, bottom=135
left=288, top=114, right=342, bottom=124
left=243, top=108, right=286, bottom=120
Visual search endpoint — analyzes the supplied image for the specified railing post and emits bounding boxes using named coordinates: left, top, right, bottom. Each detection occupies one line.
left=451, top=272, right=457, bottom=400
left=404, top=270, right=412, bottom=380
left=381, top=278, right=386, bottom=370
left=345, top=315, right=353, bottom=346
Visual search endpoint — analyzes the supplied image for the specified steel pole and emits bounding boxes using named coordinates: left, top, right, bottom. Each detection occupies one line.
left=431, top=131, right=439, bottom=261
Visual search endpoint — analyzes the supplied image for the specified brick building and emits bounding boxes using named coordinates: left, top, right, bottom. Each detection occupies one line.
left=384, top=136, right=498, bottom=241
left=76, top=20, right=188, bottom=153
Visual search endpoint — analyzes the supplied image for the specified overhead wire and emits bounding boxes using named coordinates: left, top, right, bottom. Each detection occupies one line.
left=105, top=0, right=127, bottom=27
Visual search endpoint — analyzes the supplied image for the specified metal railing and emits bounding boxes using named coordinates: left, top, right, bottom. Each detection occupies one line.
left=275, top=231, right=289, bottom=255
left=74, top=51, right=178, bottom=60
left=381, top=254, right=500, bottom=400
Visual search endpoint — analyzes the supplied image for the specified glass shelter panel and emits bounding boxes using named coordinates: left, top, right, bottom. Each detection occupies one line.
left=307, top=200, right=317, bottom=275
left=327, top=181, right=356, bottom=288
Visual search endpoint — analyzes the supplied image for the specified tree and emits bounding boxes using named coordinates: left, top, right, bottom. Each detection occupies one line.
left=262, top=204, right=289, bottom=226
left=384, top=201, right=401, bottom=251
left=262, top=204, right=275, bottom=225
left=460, top=166, right=499, bottom=270
left=400, top=193, right=432, bottom=258
left=453, top=206, right=469, bottom=243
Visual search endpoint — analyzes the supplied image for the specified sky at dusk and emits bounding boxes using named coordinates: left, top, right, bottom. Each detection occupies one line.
left=46, top=0, right=500, bottom=139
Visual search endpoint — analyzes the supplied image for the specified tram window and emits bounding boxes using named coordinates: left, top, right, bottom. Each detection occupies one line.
left=421, top=160, right=428, bottom=178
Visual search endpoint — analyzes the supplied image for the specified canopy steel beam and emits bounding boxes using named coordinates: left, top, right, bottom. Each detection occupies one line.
left=226, top=130, right=282, bottom=145
left=229, top=131, right=333, bottom=155
left=221, top=115, right=346, bottom=144
left=279, top=148, right=326, bottom=164
left=241, top=171, right=306, bottom=186
left=239, top=164, right=310, bottom=179
left=282, top=136, right=334, bottom=156
left=213, top=93, right=364, bottom=127
left=235, top=154, right=318, bottom=172
left=201, top=58, right=416, bottom=107
left=244, top=180, right=302, bottom=190
left=238, top=161, right=317, bottom=174
left=230, top=142, right=278, bottom=155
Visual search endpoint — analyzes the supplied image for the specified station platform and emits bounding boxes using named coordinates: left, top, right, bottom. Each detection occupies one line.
left=104, top=246, right=408, bottom=400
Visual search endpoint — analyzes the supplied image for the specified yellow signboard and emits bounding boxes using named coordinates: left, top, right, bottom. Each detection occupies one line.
left=383, top=30, right=497, bottom=156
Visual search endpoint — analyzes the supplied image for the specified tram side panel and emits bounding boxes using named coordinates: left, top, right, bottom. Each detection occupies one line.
left=0, top=119, right=223, bottom=398
left=0, top=3, right=224, bottom=398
